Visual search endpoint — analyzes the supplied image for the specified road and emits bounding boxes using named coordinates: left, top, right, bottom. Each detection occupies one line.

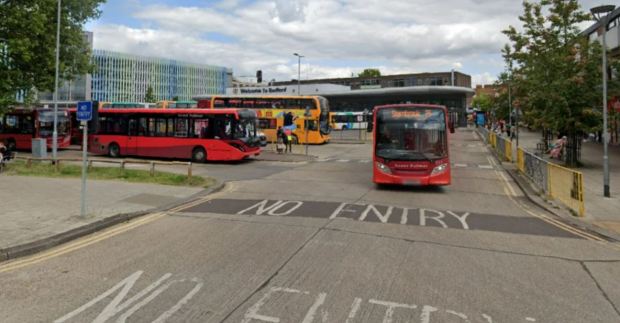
left=1, top=128, right=620, bottom=322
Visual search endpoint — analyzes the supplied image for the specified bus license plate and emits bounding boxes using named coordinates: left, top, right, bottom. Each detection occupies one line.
left=403, top=179, right=421, bottom=186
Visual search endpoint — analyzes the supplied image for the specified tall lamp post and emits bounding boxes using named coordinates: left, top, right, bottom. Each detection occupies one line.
left=293, top=53, right=309, bottom=154
left=293, top=53, right=304, bottom=96
left=591, top=4, right=616, bottom=198
left=52, top=0, right=62, bottom=160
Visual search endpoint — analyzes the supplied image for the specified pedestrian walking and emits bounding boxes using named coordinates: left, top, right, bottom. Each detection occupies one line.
left=284, top=128, right=293, bottom=153
left=276, top=127, right=285, bottom=154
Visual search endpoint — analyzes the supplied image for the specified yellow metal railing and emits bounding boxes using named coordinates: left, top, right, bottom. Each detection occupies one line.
left=547, top=163, right=585, bottom=217
left=504, top=137, right=512, bottom=162
left=516, top=147, right=525, bottom=172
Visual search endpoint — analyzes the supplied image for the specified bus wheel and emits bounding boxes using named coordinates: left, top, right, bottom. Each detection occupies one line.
left=108, top=143, right=121, bottom=158
left=192, top=147, right=206, bottom=163
left=342, top=125, right=348, bottom=130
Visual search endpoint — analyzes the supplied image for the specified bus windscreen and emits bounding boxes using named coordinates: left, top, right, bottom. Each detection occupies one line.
left=375, top=107, right=447, bottom=161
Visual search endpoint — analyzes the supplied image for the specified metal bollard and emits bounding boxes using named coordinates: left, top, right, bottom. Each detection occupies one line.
left=120, top=161, right=125, bottom=175
left=187, top=162, right=193, bottom=180
left=55, top=160, right=61, bottom=172
left=26, top=158, right=32, bottom=168
left=150, top=162, right=155, bottom=177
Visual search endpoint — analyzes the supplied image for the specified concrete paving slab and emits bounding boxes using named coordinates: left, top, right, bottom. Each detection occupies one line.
left=222, top=229, right=619, bottom=323
left=585, top=262, right=620, bottom=313
left=0, top=215, right=318, bottom=323
left=325, top=218, right=620, bottom=261
left=0, top=176, right=202, bottom=250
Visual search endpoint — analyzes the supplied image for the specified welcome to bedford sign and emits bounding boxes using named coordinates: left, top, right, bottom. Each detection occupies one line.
left=237, top=87, right=288, bottom=94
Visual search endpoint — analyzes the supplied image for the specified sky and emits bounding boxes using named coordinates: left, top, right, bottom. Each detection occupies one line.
left=84, top=0, right=605, bottom=87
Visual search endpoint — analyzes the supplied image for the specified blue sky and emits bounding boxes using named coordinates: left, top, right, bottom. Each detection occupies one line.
left=85, top=0, right=602, bottom=86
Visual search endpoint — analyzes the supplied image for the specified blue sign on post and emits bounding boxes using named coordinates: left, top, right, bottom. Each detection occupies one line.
left=77, top=101, right=93, bottom=121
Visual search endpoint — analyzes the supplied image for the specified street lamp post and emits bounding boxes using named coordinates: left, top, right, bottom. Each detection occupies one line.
left=293, top=53, right=308, bottom=155
left=52, top=0, right=62, bottom=160
left=591, top=4, right=616, bottom=198
left=293, top=53, right=304, bottom=96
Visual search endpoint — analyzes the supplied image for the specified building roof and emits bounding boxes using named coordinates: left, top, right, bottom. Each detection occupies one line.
left=582, top=7, right=620, bottom=36
left=321, top=86, right=474, bottom=98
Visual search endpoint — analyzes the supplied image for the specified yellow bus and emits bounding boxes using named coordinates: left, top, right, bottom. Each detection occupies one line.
left=156, top=100, right=198, bottom=109
left=195, top=95, right=331, bottom=144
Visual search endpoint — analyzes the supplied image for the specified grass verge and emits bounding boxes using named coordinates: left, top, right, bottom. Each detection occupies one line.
left=2, top=160, right=214, bottom=188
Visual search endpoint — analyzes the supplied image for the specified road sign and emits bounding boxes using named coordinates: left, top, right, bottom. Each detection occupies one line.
left=357, top=115, right=364, bottom=122
left=77, top=101, right=93, bottom=121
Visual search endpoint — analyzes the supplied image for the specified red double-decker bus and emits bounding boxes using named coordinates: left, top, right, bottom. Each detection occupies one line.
left=373, top=104, right=454, bottom=186
left=0, top=109, right=72, bottom=151
left=88, top=108, right=261, bottom=162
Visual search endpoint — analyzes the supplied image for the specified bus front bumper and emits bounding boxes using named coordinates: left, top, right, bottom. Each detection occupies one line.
left=373, top=168, right=451, bottom=186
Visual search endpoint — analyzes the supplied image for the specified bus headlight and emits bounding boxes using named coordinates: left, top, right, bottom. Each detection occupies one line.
left=375, top=161, right=392, bottom=174
left=431, top=163, right=448, bottom=175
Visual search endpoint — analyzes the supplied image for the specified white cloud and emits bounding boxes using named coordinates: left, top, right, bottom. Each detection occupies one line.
left=472, top=72, right=497, bottom=87
left=90, top=0, right=604, bottom=86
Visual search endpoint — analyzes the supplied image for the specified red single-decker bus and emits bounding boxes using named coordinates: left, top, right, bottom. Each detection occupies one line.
left=373, top=104, right=454, bottom=186
left=88, top=108, right=261, bottom=162
left=0, top=109, right=72, bottom=151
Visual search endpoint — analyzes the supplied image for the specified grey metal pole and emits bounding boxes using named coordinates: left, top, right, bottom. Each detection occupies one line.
left=80, top=121, right=88, bottom=217
left=451, top=69, right=455, bottom=86
left=297, top=55, right=301, bottom=96
left=602, top=20, right=610, bottom=197
left=52, top=0, right=61, bottom=160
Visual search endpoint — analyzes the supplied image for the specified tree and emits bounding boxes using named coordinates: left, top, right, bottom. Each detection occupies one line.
left=471, top=93, right=494, bottom=112
left=358, top=68, right=381, bottom=78
left=144, top=86, right=156, bottom=103
left=0, top=0, right=105, bottom=111
left=503, top=0, right=602, bottom=166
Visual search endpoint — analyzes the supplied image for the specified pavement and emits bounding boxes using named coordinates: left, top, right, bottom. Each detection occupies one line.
left=1, top=128, right=620, bottom=322
left=507, top=127, right=620, bottom=236
left=0, top=175, right=206, bottom=261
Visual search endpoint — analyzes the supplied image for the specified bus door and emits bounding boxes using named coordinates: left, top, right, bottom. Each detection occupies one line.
left=127, top=117, right=142, bottom=155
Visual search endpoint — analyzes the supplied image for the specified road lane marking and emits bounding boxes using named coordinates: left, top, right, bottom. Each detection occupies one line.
left=487, top=156, right=610, bottom=243
left=345, top=298, right=363, bottom=323
left=336, top=159, right=350, bottom=162
left=243, top=286, right=536, bottom=323
left=185, top=199, right=583, bottom=239
left=0, top=212, right=166, bottom=273
left=54, top=271, right=203, bottom=323
left=368, top=299, right=417, bottom=323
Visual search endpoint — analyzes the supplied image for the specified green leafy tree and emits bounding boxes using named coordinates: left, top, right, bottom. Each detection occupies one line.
left=144, top=85, right=156, bottom=103
left=358, top=68, right=381, bottom=78
left=503, top=0, right=602, bottom=166
left=0, top=0, right=105, bottom=112
left=471, top=93, right=494, bottom=112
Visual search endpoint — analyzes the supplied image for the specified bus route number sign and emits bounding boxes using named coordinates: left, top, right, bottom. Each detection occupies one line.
left=77, top=101, right=93, bottom=122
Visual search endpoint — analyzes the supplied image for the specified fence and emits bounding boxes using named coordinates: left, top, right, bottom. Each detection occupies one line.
left=14, top=157, right=195, bottom=179
left=516, top=147, right=584, bottom=217
left=486, top=130, right=512, bottom=162
left=476, top=127, right=585, bottom=217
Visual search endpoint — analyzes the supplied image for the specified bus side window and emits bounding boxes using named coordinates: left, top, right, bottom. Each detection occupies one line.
left=138, top=118, right=147, bottom=136
left=128, top=118, right=137, bottom=136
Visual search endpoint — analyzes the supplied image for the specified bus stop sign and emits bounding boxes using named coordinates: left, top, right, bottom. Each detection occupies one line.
left=77, top=101, right=93, bottom=121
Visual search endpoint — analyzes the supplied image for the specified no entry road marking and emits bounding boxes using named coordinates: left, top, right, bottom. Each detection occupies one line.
left=183, top=198, right=581, bottom=239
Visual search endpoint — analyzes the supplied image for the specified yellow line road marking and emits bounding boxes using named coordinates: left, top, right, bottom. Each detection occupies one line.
left=0, top=212, right=166, bottom=273
left=489, top=161, right=613, bottom=244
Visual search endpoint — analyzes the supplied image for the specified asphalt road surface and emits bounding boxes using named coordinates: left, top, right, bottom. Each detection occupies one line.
left=1, top=128, right=620, bottom=323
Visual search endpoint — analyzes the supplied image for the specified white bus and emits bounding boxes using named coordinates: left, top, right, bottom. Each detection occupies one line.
left=329, top=111, right=367, bottom=130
